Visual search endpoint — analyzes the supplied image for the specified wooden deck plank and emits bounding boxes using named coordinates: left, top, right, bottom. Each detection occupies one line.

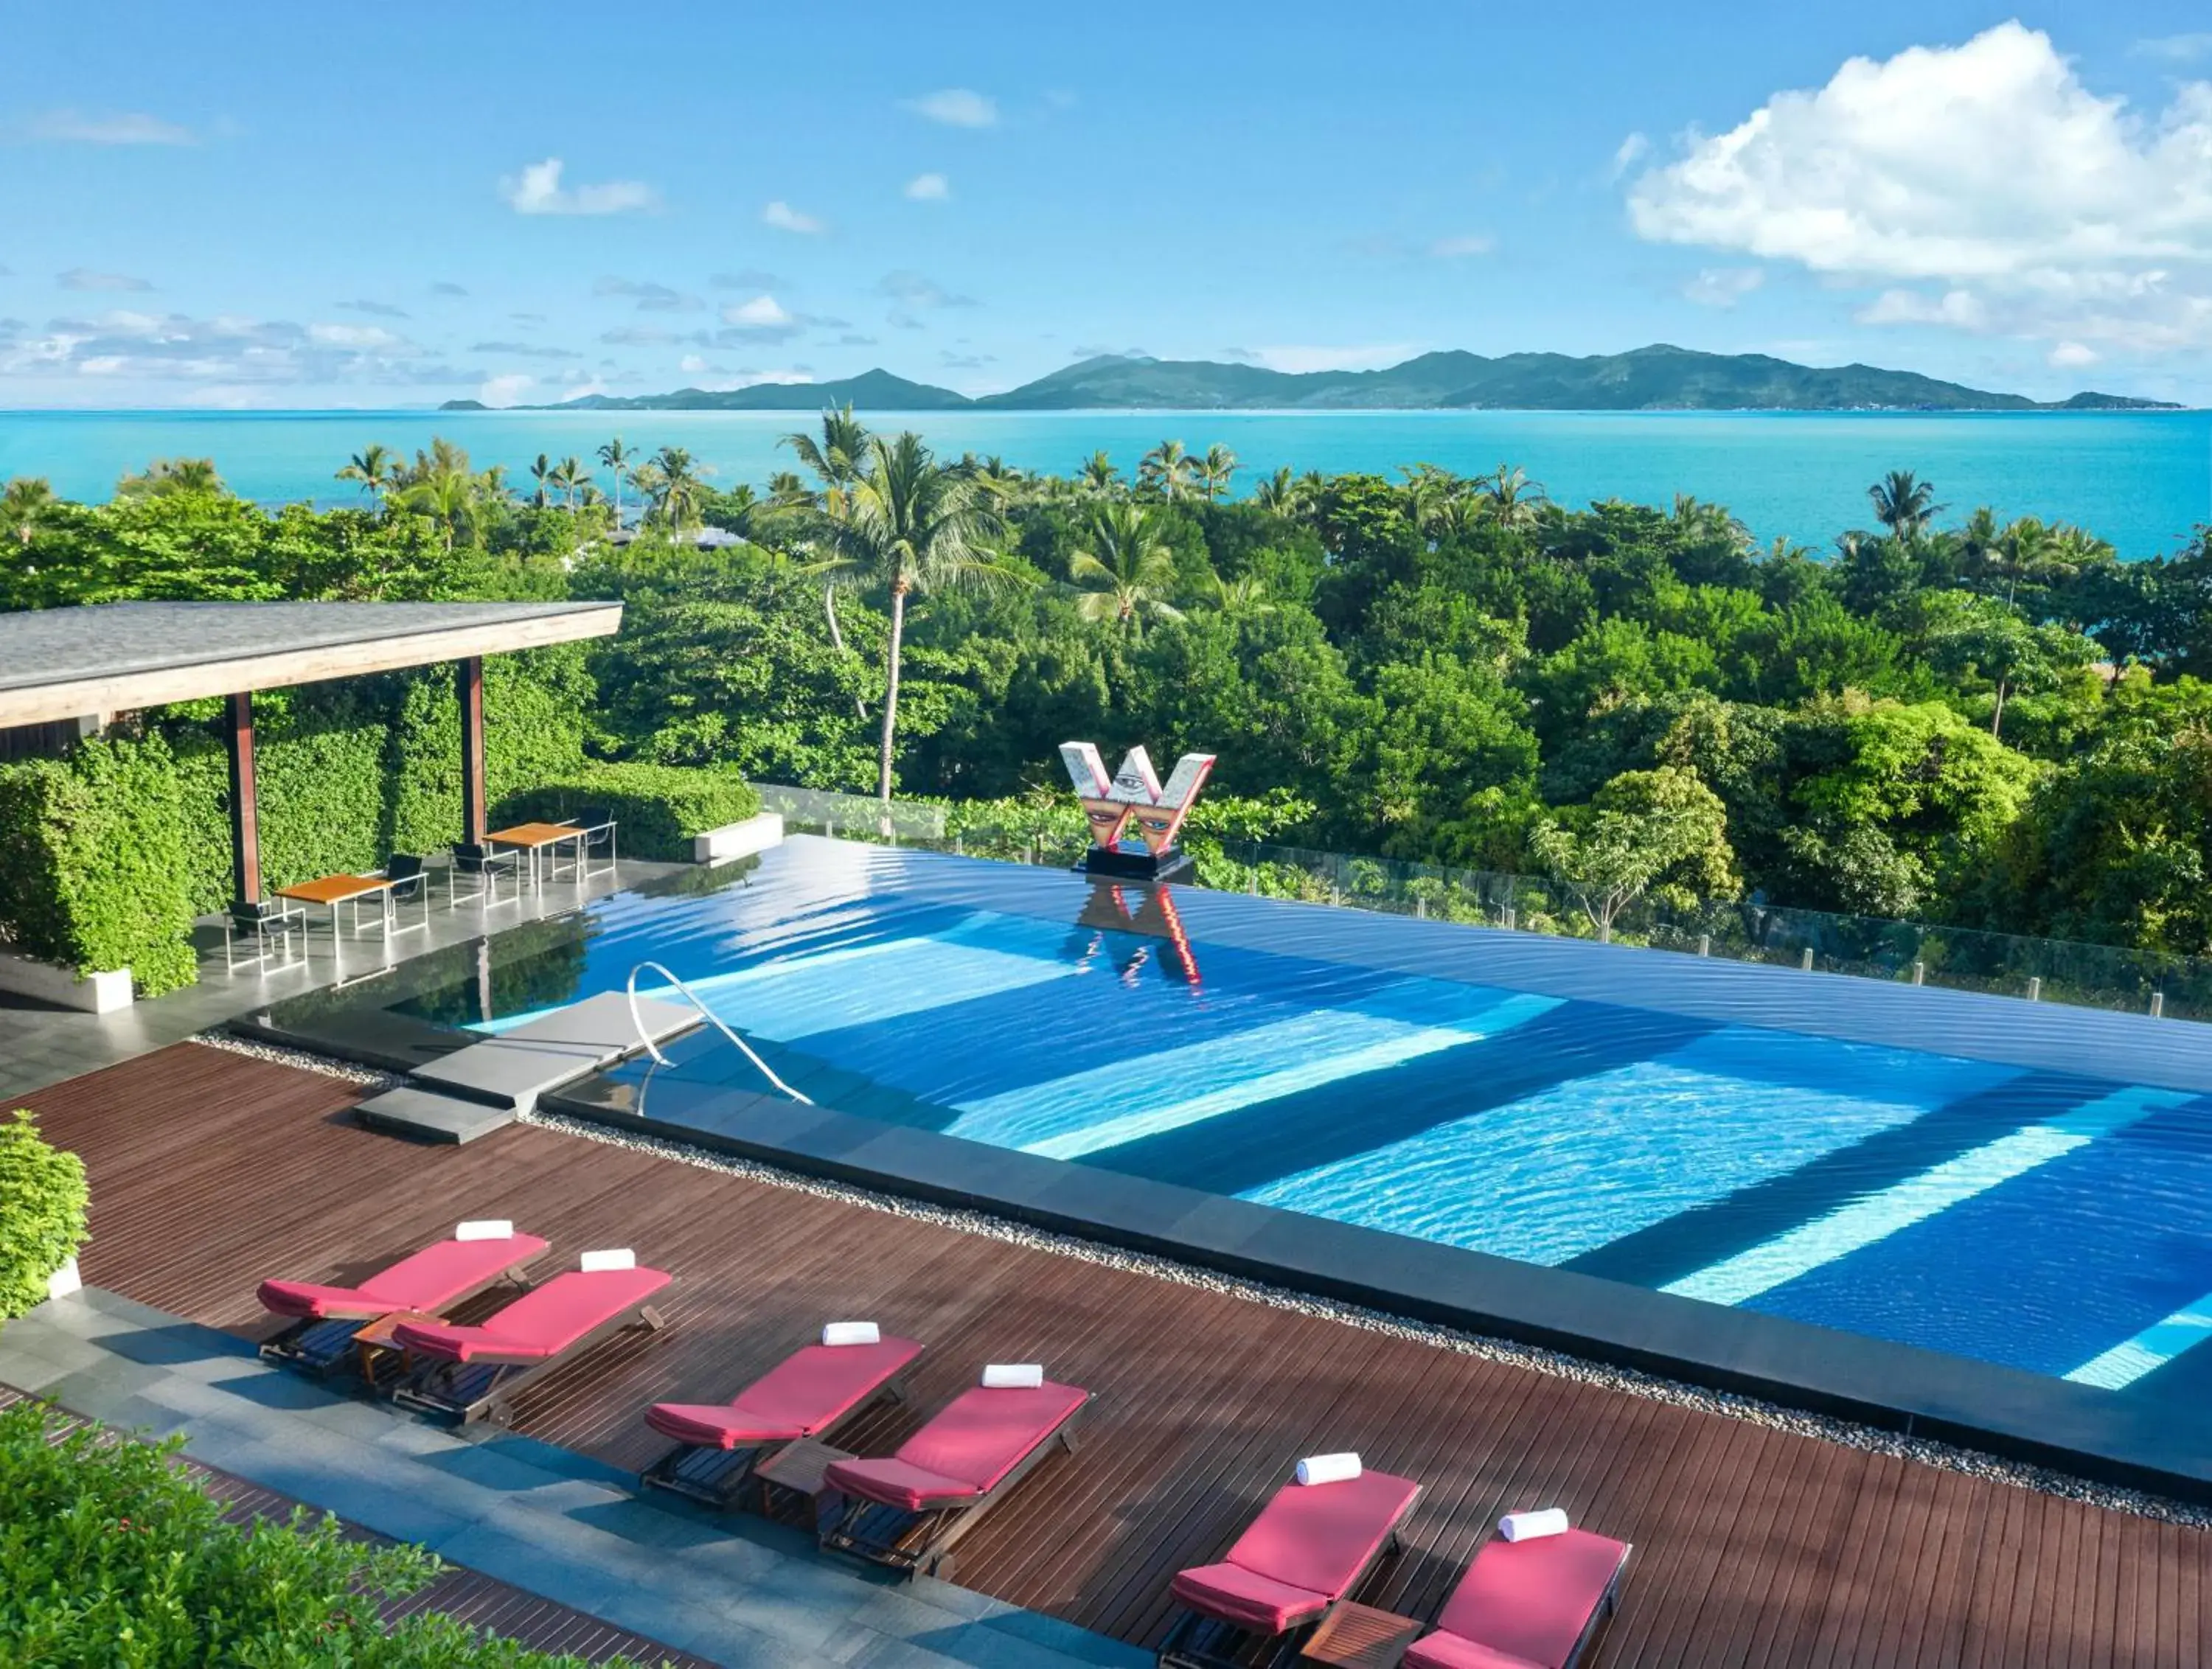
left=20, top=1043, right=2211, bottom=1665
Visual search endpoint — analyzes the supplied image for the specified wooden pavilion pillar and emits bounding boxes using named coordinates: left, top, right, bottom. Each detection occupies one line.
left=458, top=656, right=487, bottom=845
left=226, top=691, right=262, bottom=907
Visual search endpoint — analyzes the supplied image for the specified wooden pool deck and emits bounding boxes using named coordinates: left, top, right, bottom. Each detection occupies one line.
left=21, top=1042, right=2208, bottom=1667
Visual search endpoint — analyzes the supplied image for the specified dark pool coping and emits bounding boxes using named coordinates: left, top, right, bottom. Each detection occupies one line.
left=540, top=1067, right=2212, bottom=1507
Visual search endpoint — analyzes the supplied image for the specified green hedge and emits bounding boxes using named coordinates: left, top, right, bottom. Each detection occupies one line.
left=0, top=1398, right=636, bottom=1667
left=0, top=735, right=197, bottom=995
left=0, top=1112, right=88, bottom=1322
left=497, top=764, right=762, bottom=861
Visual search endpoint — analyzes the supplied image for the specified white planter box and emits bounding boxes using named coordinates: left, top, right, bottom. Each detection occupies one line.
left=46, top=1256, right=83, bottom=1300
left=0, top=950, right=132, bottom=1014
left=692, top=811, right=785, bottom=866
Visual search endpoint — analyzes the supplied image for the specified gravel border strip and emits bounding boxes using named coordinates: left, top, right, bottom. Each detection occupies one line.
left=189, top=1031, right=400, bottom=1091
left=189, top=1030, right=2208, bottom=1528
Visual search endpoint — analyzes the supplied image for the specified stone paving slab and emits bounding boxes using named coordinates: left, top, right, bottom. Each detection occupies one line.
left=414, top=992, right=699, bottom=1112
left=0, top=1291, right=1147, bottom=1669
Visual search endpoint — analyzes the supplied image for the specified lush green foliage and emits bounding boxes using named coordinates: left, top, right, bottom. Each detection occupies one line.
left=10, top=434, right=2212, bottom=961
left=0, top=736, right=198, bottom=993
left=0, top=1398, right=633, bottom=1667
left=0, top=1112, right=88, bottom=1321
left=500, top=764, right=763, bottom=860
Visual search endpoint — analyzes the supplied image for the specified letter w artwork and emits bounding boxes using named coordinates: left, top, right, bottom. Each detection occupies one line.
left=1058, top=742, right=1216, bottom=882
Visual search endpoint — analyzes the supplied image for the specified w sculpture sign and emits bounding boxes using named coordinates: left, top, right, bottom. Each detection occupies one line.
left=1059, top=742, right=1216, bottom=882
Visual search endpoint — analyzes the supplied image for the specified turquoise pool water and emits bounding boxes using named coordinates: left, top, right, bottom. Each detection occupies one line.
left=435, top=838, right=2212, bottom=1401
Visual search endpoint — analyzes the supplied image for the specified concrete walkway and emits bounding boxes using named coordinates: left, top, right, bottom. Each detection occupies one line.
left=0, top=1288, right=1146, bottom=1669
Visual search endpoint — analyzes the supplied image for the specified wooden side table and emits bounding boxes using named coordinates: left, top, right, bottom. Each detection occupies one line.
left=350, top=1309, right=442, bottom=1387
left=754, top=1435, right=853, bottom=1527
left=1301, top=1600, right=1425, bottom=1668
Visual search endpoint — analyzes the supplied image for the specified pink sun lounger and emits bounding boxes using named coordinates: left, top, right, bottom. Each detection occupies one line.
left=388, top=1258, right=673, bottom=1426
left=641, top=1333, right=925, bottom=1508
left=1158, top=1468, right=1423, bottom=1663
left=1403, top=1527, right=1632, bottom=1669
left=255, top=1224, right=549, bottom=1378
left=816, top=1378, right=1091, bottom=1580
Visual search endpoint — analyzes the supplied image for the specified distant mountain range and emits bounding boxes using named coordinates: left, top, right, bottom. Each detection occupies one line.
left=442, top=344, right=2182, bottom=414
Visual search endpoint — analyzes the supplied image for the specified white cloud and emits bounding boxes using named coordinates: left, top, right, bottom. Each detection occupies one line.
left=679, top=354, right=708, bottom=374
left=58, top=268, right=152, bottom=292
left=308, top=321, right=406, bottom=348
left=722, top=293, right=793, bottom=328
left=593, top=276, right=702, bottom=312
left=430, top=281, right=469, bottom=297
left=2135, top=34, right=2212, bottom=63
left=737, top=367, right=813, bottom=384
left=905, top=172, right=951, bottom=201
left=877, top=270, right=976, bottom=308
left=1855, top=288, right=1990, bottom=329
left=1429, top=234, right=1494, bottom=258
left=336, top=299, right=409, bottom=318
left=1610, top=133, right=1650, bottom=180
left=501, top=158, right=658, bottom=216
left=904, top=89, right=997, bottom=128
left=1683, top=266, right=1766, bottom=307
left=762, top=200, right=826, bottom=234
left=2049, top=340, right=2101, bottom=367
left=1249, top=344, right=1419, bottom=374
left=478, top=373, right=535, bottom=406
left=1625, top=23, right=2212, bottom=352
left=24, top=109, right=195, bottom=145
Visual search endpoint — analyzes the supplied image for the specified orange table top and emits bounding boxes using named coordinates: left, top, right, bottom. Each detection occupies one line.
left=487, top=822, right=584, bottom=849
left=275, top=873, right=391, bottom=905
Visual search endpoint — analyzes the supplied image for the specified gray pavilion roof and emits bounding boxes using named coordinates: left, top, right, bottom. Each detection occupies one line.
left=0, top=600, right=622, bottom=726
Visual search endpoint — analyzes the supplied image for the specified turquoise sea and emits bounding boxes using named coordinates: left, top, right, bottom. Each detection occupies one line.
left=1, top=407, right=2207, bottom=558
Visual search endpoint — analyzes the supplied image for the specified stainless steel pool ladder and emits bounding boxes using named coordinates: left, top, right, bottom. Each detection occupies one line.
left=625, top=960, right=815, bottom=1105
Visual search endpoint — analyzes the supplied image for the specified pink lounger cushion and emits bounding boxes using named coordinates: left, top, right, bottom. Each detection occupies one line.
left=257, top=1232, right=550, bottom=1320
left=1404, top=1528, right=1631, bottom=1669
left=646, top=1337, right=924, bottom=1447
left=824, top=1381, right=1088, bottom=1511
left=1171, top=1469, right=1423, bottom=1635
left=392, top=1266, right=671, bottom=1362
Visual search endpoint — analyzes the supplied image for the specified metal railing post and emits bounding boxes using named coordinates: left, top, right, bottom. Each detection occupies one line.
left=626, top=961, right=815, bottom=1104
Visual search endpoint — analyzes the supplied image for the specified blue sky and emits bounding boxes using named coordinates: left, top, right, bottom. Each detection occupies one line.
left=2, top=2, right=2209, bottom=408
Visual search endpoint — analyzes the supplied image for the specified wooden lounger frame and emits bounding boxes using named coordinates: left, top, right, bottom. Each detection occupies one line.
left=1154, top=1483, right=1423, bottom=1669
left=257, top=1253, right=543, bottom=1382
left=815, top=1393, right=1091, bottom=1583
left=639, top=1365, right=916, bottom=1511
left=388, top=1291, right=669, bottom=1426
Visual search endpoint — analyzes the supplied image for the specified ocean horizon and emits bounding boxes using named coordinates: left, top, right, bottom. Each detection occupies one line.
left=4, top=406, right=2208, bottom=558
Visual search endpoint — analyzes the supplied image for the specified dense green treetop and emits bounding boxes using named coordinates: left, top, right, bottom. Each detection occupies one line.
left=5, top=429, right=2212, bottom=957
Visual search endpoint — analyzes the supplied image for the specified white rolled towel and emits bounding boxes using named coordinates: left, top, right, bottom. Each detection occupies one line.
left=1499, top=1508, right=1571, bottom=1542
left=1295, top=1452, right=1363, bottom=1487
left=456, top=1219, right=513, bottom=1241
left=981, top=1362, right=1043, bottom=1388
left=822, top=1321, right=880, bottom=1348
left=579, top=1247, right=636, bottom=1272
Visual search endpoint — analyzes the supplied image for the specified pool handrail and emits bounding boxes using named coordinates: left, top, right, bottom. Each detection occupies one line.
left=625, top=960, right=815, bottom=1106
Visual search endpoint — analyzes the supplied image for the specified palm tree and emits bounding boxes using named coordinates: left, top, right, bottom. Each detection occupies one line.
left=597, top=437, right=634, bottom=528
left=1194, top=443, right=1239, bottom=503
left=1069, top=501, right=1182, bottom=633
left=549, top=456, right=590, bottom=508
left=1, top=476, right=58, bottom=546
left=1078, top=450, right=1121, bottom=497
left=782, top=404, right=872, bottom=517
left=1139, top=439, right=1194, bottom=503
left=335, top=443, right=397, bottom=508
left=627, top=461, right=667, bottom=523
left=527, top=453, right=554, bottom=509
left=652, top=445, right=704, bottom=530
left=802, top=433, right=1026, bottom=804
left=1253, top=465, right=1301, bottom=515
left=1475, top=464, right=1546, bottom=529
left=116, top=456, right=225, bottom=498
left=1868, top=470, right=1942, bottom=540
left=1211, top=571, right=1273, bottom=618
left=400, top=468, right=479, bottom=553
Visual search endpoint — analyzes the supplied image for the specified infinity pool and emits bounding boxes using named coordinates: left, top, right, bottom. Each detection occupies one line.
left=414, top=837, right=2212, bottom=1406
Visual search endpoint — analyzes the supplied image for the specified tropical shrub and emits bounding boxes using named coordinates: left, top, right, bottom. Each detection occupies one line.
left=0, top=1398, right=633, bottom=1666
left=497, top=763, right=762, bottom=861
left=0, top=1112, right=88, bottom=1321
left=0, top=734, right=197, bottom=995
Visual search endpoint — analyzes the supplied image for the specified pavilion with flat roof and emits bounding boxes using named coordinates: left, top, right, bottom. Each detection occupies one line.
left=0, top=599, right=622, bottom=910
